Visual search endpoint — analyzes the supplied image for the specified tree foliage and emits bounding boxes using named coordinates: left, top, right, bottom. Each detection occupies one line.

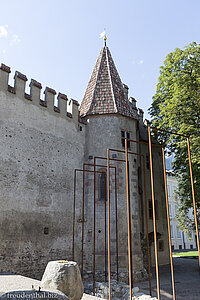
left=149, top=42, right=200, bottom=232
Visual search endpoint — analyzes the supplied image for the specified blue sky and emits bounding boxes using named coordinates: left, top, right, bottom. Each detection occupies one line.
left=0, top=0, right=200, bottom=119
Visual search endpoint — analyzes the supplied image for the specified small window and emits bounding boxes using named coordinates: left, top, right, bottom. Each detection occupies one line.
left=159, top=240, right=164, bottom=251
left=167, top=185, right=171, bottom=197
left=175, top=204, right=178, bottom=215
left=172, top=245, right=174, bottom=251
left=176, top=226, right=182, bottom=239
left=169, top=204, right=172, bottom=218
left=99, top=173, right=107, bottom=201
left=190, top=244, right=193, bottom=249
left=148, top=200, right=159, bottom=220
left=179, top=245, right=182, bottom=250
left=121, top=131, right=130, bottom=149
left=170, top=225, right=174, bottom=238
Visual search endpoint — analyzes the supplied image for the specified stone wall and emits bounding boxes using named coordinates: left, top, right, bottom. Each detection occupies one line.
left=0, top=65, right=85, bottom=279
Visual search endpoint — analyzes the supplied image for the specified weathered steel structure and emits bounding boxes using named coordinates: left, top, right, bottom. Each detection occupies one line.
left=1, top=40, right=198, bottom=300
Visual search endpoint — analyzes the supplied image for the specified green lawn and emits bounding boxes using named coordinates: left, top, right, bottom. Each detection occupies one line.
left=172, top=251, right=198, bottom=257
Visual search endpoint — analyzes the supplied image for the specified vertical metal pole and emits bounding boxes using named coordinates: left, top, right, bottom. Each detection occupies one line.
left=81, top=165, right=85, bottom=274
left=115, top=167, right=119, bottom=282
left=107, top=149, right=111, bottom=300
left=162, top=148, right=176, bottom=300
left=104, top=171, right=107, bottom=281
left=142, top=156, right=152, bottom=296
left=148, top=126, right=160, bottom=300
left=125, top=139, right=132, bottom=300
left=93, top=158, right=96, bottom=295
left=72, top=170, right=76, bottom=261
left=187, top=137, right=200, bottom=269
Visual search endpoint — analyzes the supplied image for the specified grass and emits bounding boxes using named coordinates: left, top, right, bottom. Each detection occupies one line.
left=172, top=250, right=198, bottom=257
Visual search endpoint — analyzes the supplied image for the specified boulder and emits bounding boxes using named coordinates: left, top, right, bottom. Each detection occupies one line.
left=41, top=260, right=84, bottom=300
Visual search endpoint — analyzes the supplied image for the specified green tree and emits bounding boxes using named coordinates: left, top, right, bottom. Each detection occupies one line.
left=149, top=42, right=200, bottom=233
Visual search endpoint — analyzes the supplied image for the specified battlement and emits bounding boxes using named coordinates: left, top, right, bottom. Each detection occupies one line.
left=0, top=63, right=82, bottom=125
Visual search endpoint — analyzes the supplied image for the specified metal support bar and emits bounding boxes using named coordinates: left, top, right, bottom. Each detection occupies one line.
left=107, top=149, right=111, bottom=300
left=93, top=159, right=96, bottom=295
left=187, top=138, right=200, bottom=269
left=72, top=170, right=76, bottom=261
left=114, top=167, right=119, bottom=282
left=105, top=170, right=107, bottom=281
left=95, top=154, right=152, bottom=295
left=148, top=126, right=160, bottom=300
left=84, top=162, right=117, bottom=284
left=81, top=164, right=85, bottom=274
left=72, top=168, right=106, bottom=276
left=142, top=155, right=152, bottom=296
left=162, top=148, right=176, bottom=300
left=125, top=139, right=133, bottom=300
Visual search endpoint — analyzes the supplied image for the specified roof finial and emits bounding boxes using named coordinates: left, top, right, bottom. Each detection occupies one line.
left=104, top=34, right=107, bottom=46
left=99, top=29, right=107, bottom=47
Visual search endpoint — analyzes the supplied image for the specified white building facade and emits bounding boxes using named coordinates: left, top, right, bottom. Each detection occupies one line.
left=167, top=171, right=197, bottom=251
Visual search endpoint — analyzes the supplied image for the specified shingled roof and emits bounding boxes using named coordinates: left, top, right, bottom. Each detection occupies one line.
left=79, top=46, right=138, bottom=119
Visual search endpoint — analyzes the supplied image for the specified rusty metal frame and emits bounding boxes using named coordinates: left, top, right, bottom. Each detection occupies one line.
left=127, top=136, right=174, bottom=300
left=146, top=125, right=200, bottom=300
left=83, top=162, right=117, bottom=294
left=162, top=147, right=176, bottom=299
left=72, top=168, right=106, bottom=262
left=107, top=137, right=177, bottom=300
left=73, top=125, right=199, bottom=300
left=106, top=147, right=152, bottom=300
left=72, top=164, right=118, bottom=296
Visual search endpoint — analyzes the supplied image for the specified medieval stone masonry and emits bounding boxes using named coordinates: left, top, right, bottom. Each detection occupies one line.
left=0, top=44, right=169, bottom=281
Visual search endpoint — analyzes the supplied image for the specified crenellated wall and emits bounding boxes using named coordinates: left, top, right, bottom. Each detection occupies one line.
left=0, top=64, right=81, bottom=125
left=0, top=63, right=86, bottom=279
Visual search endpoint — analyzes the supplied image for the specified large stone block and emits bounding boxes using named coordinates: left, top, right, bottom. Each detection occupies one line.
left=41, top=261, right=84, bottom=300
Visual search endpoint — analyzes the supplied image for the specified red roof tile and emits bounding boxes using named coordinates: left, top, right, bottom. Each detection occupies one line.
left=80, top=46, right=138, bottom=120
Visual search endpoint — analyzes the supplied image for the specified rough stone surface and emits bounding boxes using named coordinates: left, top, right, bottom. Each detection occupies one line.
left=0, top=273, right=101, bottom=300
left=41, top=261, right=84, bottom=300
left=84, top=280, right=157, bottom=300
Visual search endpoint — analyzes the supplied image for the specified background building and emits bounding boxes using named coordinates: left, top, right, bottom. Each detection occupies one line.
left=166, top=170, right=197, bottom=251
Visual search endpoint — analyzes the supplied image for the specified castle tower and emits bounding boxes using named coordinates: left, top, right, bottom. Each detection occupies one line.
left=79, top=43, right=146, bottom=281
left=80, top=45, right=138, bottom=119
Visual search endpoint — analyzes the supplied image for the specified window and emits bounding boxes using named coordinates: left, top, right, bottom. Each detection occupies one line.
left=176, top=226, right=182, bottom=239
left=190, top=244, right=193, bottom=249
left=175, top=204, right=178, bottom=215
left=148, top=200, right=159, bottom=220
left=99, top=173, right=106, bottom=201
left=172, top=245, right=174, bottom=251
left=170, top=225, right=174, bottom=238
left=121, top=131, right=130, bottom=149
left=179, top=245, right=182, bottom=250
left=159, top=240, right=164, bottom=251
left=167, top=185, right=171, bottom=197
left=169, top=204, right=172, bottom=218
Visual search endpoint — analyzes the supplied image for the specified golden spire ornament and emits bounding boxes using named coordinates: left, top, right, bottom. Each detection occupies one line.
left=99, top=30, right=107, bottom=46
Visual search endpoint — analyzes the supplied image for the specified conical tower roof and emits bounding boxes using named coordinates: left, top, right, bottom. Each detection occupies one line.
left=80, top=46, right=138, bottom=119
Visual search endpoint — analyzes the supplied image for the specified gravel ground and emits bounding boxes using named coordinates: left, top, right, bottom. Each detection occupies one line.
left=0, top=258, right=199, bottom=299
left=136, top=257, right=200, bottom=300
